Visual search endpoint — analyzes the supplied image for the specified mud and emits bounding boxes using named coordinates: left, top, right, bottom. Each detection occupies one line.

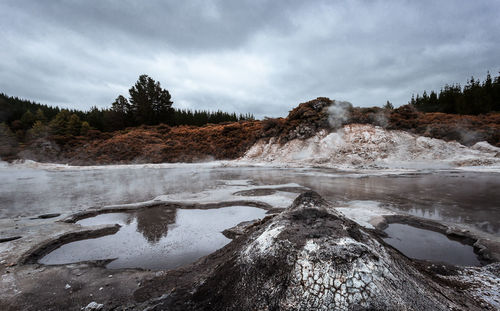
left=21, top=225, right=121, bottom=265
left=0, top=236, right=21, bottom=243
left=63, top=201, right=273, bottom=224
left=133, top=192, right=495, bottom=310
left=1, top=191, right=499, bottom=310
left=233, top=186, right=306, bottom=196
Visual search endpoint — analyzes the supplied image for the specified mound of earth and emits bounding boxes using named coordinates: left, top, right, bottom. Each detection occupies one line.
left=134, top=192, right=485, bottom=310
left=242, top=123, right=500, bottom=168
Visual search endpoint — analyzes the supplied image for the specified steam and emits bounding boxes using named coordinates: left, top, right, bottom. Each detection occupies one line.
left=327, top=100, right=352, bottom=129
left=373, top=110, right=389, bottom=128
left=0, top=162, right=224, bottom=218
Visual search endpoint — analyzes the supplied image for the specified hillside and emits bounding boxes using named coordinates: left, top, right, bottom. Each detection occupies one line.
left=2, top=97, right=500, bottom=165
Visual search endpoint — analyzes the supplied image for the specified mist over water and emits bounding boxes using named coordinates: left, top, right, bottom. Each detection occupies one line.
left=1, top=162, right=499, bottom=235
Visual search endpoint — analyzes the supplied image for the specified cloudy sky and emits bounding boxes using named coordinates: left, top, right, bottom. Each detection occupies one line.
left=1, top=1, right=499, bottom=118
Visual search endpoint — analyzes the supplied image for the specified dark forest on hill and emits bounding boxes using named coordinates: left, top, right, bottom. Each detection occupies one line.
left=0, top=75, right=254, bottom=141
left=410, top=72, right=500, bottom=115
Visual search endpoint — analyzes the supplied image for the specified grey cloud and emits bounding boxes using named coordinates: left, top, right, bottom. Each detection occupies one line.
left=0, top=0, right=499, bottom=118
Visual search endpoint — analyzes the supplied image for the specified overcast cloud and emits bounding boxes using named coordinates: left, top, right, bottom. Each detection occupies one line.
left=1, top=0, right=499, bottom=117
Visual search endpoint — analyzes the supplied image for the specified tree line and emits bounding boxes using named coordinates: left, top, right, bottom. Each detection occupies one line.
left=0, top=75, right=254, bottom=141
left=410, top=72, right=500, bottom=115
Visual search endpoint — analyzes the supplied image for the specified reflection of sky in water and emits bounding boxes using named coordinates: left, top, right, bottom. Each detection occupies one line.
left=40, top=206, right=267, bottom=270
left=1, top=165, right=499, bottom=235
left=383, top=223, right=481, bottom=266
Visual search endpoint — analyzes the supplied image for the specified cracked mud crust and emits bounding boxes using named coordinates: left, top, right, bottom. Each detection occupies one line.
left=134, top=192, right=494, bottom=310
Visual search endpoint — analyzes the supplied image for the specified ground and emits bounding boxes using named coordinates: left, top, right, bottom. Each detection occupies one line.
left=1, top=187, right=499, bottom=310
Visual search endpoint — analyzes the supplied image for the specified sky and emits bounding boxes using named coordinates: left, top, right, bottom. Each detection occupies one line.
left=1, top=1, right=499, bottom=118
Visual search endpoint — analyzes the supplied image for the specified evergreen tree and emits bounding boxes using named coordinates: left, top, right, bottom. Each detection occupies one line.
left=27, top=121, right=49, bottom=139
left=34, top=108, right=47, bottom=123
left=80, top=121, right=91, bottom=136
left=129, top=75, right=173, bottom=125
left=49, top=110, right=72, bottom=135
left=384, top=101, right=394, bottom=110
left=411, top=72, right=500, bottom=115
left=0, top=122, right=18, bottom=157
left=67, top=114, right=82, bottom=136
left=20, top=110, right=35, bottom=129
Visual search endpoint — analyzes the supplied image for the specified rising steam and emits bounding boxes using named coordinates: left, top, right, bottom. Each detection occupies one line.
left=327, top=100, right=352, bottom=129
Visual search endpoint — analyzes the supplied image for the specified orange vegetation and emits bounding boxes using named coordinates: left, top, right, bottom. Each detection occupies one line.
left=15, top=98, right=500, bottom=164
left=21, top=121, right=263, bottom=165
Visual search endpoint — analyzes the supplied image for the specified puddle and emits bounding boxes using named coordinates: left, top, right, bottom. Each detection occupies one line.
left=382, top=223, right=481, bottom=266
left=39, top=206, right=267, bottom=270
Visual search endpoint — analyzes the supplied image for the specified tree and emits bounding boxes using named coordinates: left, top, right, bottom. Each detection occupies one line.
left=20, top=110, right=35, bottom=129
left=49, top=110, right=72, bottom=135
left=0, top=122, right=18, bottom=157
left=384, top=101, right=394, bottom=110
left=111, top=95, right=131, bottom=114
left=66, top=114, right=82, bottom=136
left=86, top=106, right=104, bottom=131
left=109, top=95, right=131, bottom=130
left=129, top=74, right=173, bottom=125
left=34, top=108, right=47, bottom=123
left=49, top=110, right=83, bottom=136
left=27, top=121, right=49, bottom=140
left=80, top=121, right=91, bottom=136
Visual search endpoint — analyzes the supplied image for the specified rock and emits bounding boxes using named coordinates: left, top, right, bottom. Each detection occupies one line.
left=136, top=191, right=484, bottom=310
left=65, top=284, right=71, bottom=290
left=84, top=301, right=103, bottom=311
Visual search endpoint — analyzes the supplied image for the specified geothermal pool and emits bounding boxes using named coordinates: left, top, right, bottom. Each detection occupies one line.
left=1, top=162, right=499, bottom=236
left=1, top=161, right=499, bottom=271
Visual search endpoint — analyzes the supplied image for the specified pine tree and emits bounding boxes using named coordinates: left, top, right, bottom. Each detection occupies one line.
left=129, top=75, right=173, bottom=125
left=384, top=101, right=394, bottom=110
left=20, top=110, right=35, bottom=129
left=67, top=114, right=82, bottom=136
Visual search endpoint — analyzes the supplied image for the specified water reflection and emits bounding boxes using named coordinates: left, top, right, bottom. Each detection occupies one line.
left=134, top=208, right=177, bottom=244
left=2, top=165, right=499, bottom=235
left=383, top=223, right=481, bottom=266
left=41, top=205, right=267, bottom=270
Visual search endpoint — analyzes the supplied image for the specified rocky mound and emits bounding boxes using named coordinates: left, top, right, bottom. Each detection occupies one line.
left=242, top=123, right=500, bottom=168
left=261, top=97, right=500, bottom=147
left=133, top=192, right=484, bottom=310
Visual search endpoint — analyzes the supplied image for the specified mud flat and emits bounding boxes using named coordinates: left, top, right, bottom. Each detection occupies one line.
left=1, top=188, right=499, bottom=310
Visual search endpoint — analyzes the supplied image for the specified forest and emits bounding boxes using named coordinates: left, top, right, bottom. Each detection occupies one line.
left=410, top=72, right=500, bottom=114
left=0, top=75, right=254, bottom=141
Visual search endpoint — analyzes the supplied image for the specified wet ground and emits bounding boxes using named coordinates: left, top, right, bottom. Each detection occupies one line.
left=1, top=162, right=499, bottom=310
left=1, top=163, right=499, bottom=235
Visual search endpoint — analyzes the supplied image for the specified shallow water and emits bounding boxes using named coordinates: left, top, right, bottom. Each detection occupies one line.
left=39, top=205, right=267, bottom=270
left=383, top=223, right=481, bottom=266
left=1, top=163, right=499, bottom=235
